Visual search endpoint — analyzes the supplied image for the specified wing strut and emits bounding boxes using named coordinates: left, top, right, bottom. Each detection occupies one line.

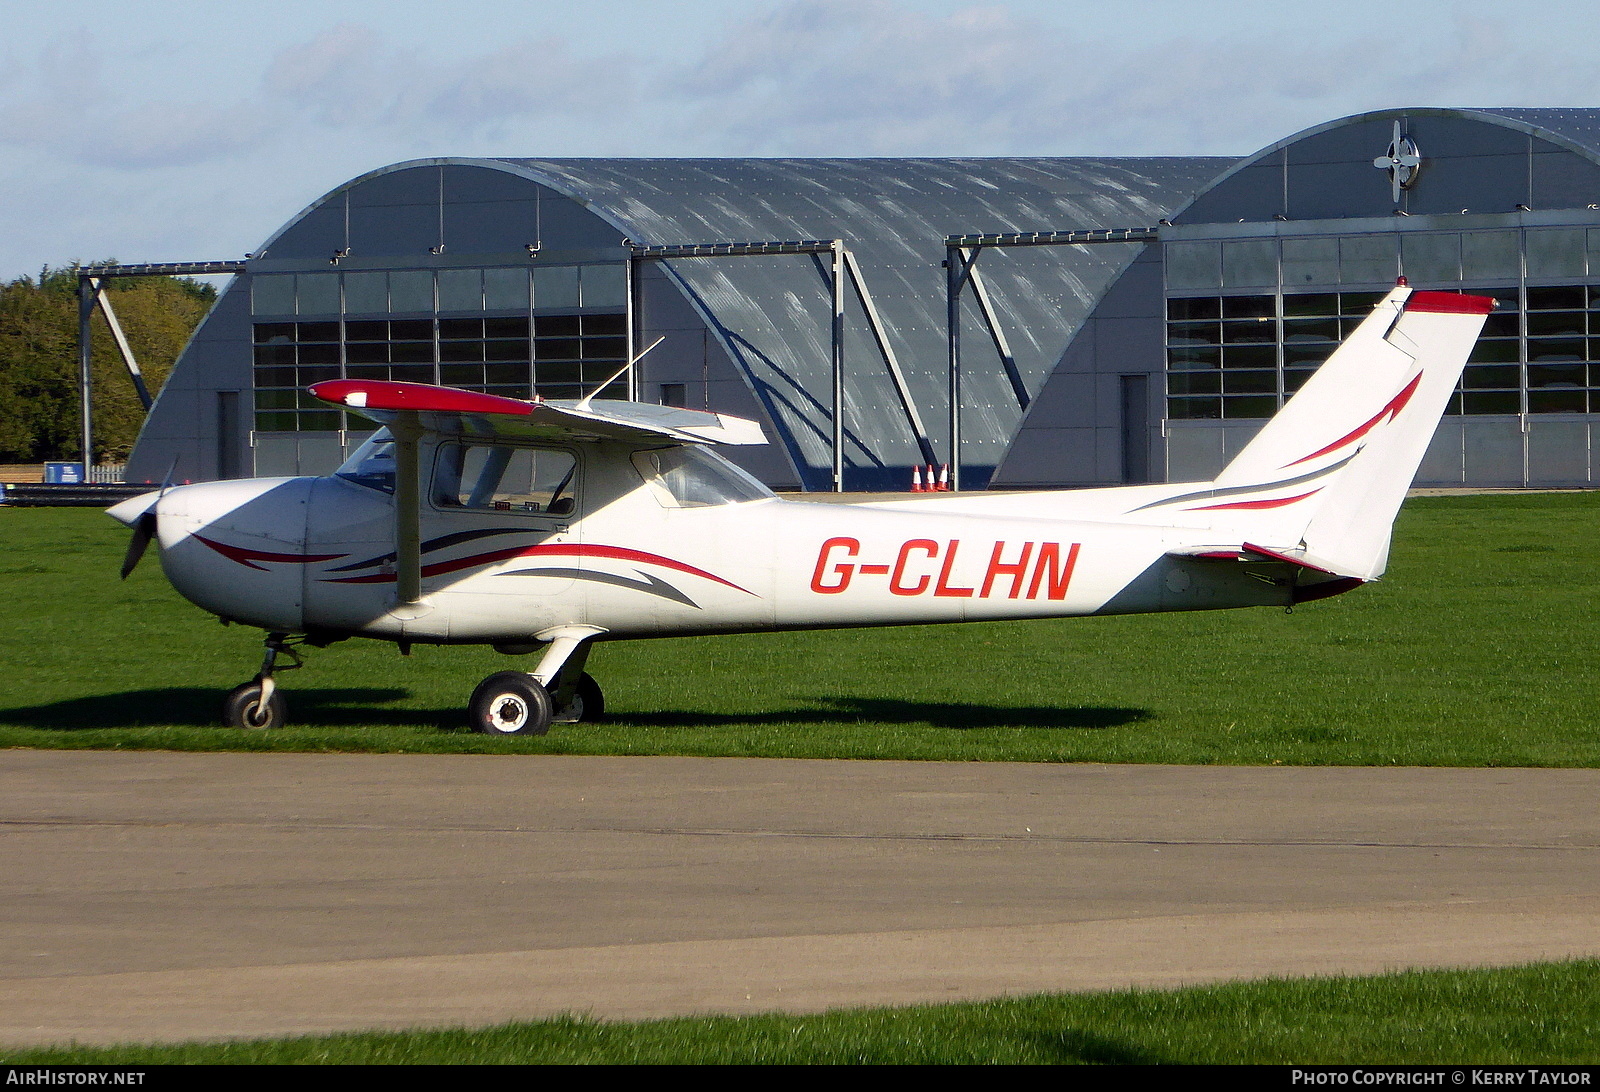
left=391, top=412, right=424, bottom=605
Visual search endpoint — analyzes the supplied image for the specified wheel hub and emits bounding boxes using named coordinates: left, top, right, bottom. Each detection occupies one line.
left=491, top=695, right=529, bottom=731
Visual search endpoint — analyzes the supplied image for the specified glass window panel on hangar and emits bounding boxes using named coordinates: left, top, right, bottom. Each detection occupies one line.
left=484, top=268, right=530, bottom=311
left=1281, top=237, right=1338, bottom=287
left=1526, top=229, right=1586, bottom=280
left=1339, top=236, right=1399, bottom=285
left=1221, top=239, right=1276, bottom=289
left=343, top=272, right=388, bottom=314
left=1401, top=234, right=1462, bottom=283
left=251, top=275, right=295, bottom=316
left=1462, top=232, right=1520, bottom=280
left=437, top=268, right=483, bottom=311
left=1165, top=242, right=1221, bottom=291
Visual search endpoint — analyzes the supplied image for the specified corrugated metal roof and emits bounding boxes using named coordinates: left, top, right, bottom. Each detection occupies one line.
left=1466, top=108, right=1600, bottom=157
left=493, top=157, right=1229, bottom=487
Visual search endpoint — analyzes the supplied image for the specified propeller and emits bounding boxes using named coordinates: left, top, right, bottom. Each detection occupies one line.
left=120, top=511, right=157, bottom=579
left=115, top=458, right=177, bottom=580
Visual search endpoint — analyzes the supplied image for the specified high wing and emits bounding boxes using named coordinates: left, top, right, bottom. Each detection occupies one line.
left=308, top=379, right=767, bottom=446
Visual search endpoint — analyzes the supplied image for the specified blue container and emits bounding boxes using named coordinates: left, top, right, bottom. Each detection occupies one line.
left=44, top=462, right=85, bottom=484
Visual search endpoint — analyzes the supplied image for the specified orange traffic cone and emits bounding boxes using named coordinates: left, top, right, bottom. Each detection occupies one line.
left=910, top=466, right=924, bottom=492
left=936, top=464, right=950, bottom=491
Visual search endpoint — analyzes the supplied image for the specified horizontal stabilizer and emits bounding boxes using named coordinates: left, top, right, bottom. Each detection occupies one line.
left=1165, top=542, right=1368, bottom=604
left=1240, top=542, right=1343, bottom=575
left=1167, top=542, right=1357, bottom=577
left=309, top=380, right=767, bottom=446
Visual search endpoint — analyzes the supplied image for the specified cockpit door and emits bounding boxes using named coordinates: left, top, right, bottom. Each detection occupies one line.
left=419, top=440, right=581, bottom=596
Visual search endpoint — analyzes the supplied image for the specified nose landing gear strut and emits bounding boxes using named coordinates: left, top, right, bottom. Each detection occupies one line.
left=222, top=632, right=303, bottom=730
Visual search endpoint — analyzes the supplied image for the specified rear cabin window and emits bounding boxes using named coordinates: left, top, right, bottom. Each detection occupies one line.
left=632, top=445, right=775, bottom=508
left=433, top=443, right=577, bottom=514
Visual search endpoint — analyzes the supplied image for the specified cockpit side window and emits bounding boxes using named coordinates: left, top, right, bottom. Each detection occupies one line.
left=433, top=443, right=578, bottom=514
left=631, top=445, right=775, bottom=508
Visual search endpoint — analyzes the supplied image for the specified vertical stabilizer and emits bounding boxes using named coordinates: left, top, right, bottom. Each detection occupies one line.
left=1188, top=285, right=1491, bottom=578
left=1213, top=284, right=1414, bottom=489
left=1296, top=291, right=1492, bottom=578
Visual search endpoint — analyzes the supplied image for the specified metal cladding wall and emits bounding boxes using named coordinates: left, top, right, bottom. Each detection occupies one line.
left=128, top=156, right=1228, bottom=490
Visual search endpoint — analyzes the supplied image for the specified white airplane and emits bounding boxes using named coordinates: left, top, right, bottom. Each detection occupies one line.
left=109, top=280, right=1490, bottom=734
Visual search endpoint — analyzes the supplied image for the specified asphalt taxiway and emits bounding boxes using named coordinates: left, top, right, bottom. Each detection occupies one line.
left=1, top=750, right=1597, bottom=1046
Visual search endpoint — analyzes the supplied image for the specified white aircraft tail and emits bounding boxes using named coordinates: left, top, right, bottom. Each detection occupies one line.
left=1162, top=282, right=1491, bottom=580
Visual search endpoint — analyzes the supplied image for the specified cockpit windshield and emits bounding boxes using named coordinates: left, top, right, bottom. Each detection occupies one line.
left=336, top=430, right=396, bottom=493
left=631, top=445, right=776, bottom=507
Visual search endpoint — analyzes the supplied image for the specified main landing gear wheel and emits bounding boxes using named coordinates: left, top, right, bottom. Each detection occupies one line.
left=223, top=681, right=287, bottom=730
left=470, top=672, right=554, bottom=736
left=548, top=672, right=604, bottom=724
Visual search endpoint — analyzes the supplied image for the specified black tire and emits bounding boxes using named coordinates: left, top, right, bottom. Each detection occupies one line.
left=223, top=681, right=287, bottom=730
left=469, top=671, right=554, bottom=736
left=548, top=672, right=604, bottom=724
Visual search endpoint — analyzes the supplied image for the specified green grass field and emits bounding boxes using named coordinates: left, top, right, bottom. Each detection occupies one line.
left=6, top=961, right=1597, bottom=1065
left=2, top=493, right=1598, bottom=765
left=3, top=496, right=1596, bottom=1065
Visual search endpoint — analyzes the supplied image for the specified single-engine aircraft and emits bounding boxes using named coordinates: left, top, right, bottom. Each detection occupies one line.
left=109, top=280, right=1491, bottom=734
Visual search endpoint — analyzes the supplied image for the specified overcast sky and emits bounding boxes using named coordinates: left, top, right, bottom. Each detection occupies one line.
left=4, top=0, right=1599, bottom=281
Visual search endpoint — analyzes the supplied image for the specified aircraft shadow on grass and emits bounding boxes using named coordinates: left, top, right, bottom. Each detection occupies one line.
left=0, top=687, right=420, bottom=731
left=605, top=697, right=1151, bottom=731
left=0, top=689, right=1149, bottom=733
left=1036, top=1029, right=1175, bottom=1065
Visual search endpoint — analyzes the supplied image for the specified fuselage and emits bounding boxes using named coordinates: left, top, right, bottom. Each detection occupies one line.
left=139, top=433, right=1297, bottom=647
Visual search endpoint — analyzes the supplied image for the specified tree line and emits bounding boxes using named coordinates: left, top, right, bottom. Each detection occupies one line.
left=0, top=264, right=216, bottom=464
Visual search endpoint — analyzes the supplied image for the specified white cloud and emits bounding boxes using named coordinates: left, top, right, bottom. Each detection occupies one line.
left=0, top=22, right=642, bottom=177
left=260, top=23, right=639, bottom=141
left=0, top=30, right=266, bottom=169
left=660, top=1, right=1600, bottom=156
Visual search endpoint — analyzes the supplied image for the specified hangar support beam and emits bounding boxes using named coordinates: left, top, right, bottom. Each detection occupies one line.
left=73, top=261, right=245, bottom=474
left=943, top=228, right=1158, bottom=491
left=840, top=249, right=938, bottom=468
left=632, top=240, right=936, bottom=491
left=84, top=280, right=154, bottom=411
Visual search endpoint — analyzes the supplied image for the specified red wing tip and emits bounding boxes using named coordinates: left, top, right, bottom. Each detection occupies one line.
left=1405, top=291, right=1495, bottom=315
left=308, top=380, right=539, bottom=416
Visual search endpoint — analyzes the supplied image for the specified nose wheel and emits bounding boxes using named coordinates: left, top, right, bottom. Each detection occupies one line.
left=223, top=680, right=287, bottom=730
left=223, top=633, right=302, bottom=730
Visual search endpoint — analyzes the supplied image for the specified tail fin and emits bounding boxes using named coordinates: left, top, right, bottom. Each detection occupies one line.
left=1214, top=283, right=1416, bottom=489
left=1188, top=283, right=1491, bottom=579
left=1294, top=289, right=1491, bottom=578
